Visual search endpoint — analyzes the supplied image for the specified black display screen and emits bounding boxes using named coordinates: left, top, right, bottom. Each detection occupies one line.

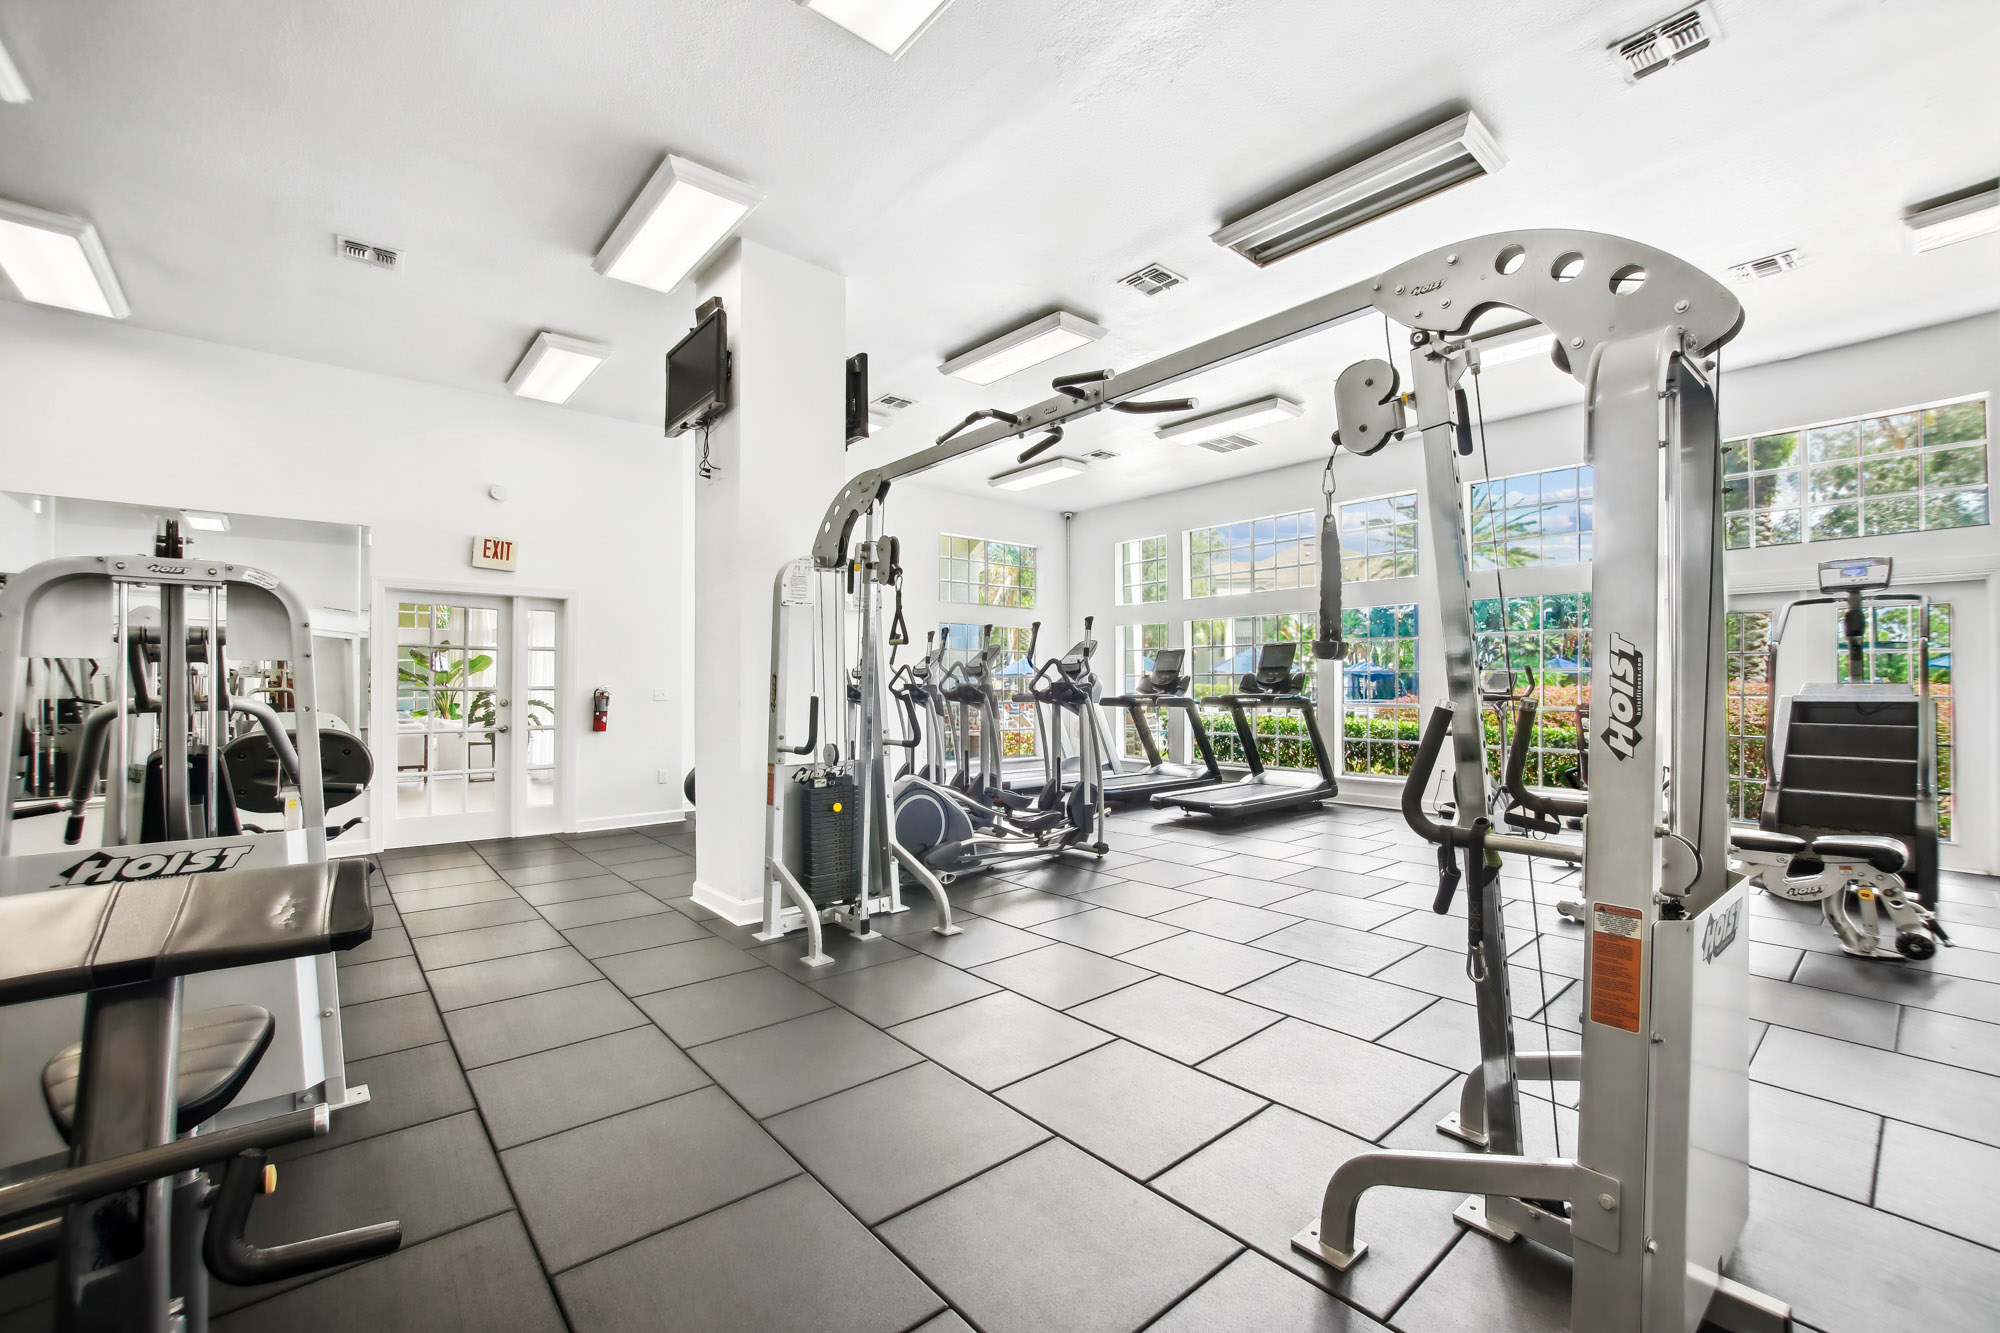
left=665, top=308, right=728, bottom=436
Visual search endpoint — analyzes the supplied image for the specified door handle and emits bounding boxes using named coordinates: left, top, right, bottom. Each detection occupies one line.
left=499, top=698, right=511, bottom=707
left=495, top=724, right=511, bottom=734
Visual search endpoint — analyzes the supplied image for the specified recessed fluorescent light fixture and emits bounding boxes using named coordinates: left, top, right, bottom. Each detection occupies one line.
left=1212, top=112, right=1505, bottom=266
left=507, top=331, right=611, bottom=404
left=595, top=154, right=763, bottom=295
left=0, top=198, right=128, bottom=318
left=797, top=0, right=955, bottom=57
left=989, top=456, right=1088, bottom=491
left=1155, top=395, right=1303, bottom=445
left=1905, top=184, right=2000, bottom=253
left=0, top=35, right=29, bottom=103
left=182, top=512, right=230, bottom=533
left=940, top=311, right=1107, bottom=385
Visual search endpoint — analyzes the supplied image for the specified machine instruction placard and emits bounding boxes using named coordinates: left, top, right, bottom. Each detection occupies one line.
left=1589, top=903, right=1644, bottom=1032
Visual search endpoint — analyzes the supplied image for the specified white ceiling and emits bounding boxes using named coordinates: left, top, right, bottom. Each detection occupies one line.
left=1, top=0, right=1996, bottom=512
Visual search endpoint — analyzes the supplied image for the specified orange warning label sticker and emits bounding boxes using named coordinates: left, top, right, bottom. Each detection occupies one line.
left=1589, top=904, right=1644, bottom=1033
left=767, top=764, right=776, bottom=806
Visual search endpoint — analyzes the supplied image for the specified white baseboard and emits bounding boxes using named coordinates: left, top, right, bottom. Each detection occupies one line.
left=573, top=809, right=687, bottom=834
left=692, top=879, right=762, bottom=927
left=1330, top=779, right=1401, bottom=811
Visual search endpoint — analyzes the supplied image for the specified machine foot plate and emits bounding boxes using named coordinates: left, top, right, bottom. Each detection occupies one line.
left=1291, top=1221, right=1367, bottom=1271
left=1453, top=1195, right=1520, bottom=1242
left=1436, top=1112, right=1486, bottom=1147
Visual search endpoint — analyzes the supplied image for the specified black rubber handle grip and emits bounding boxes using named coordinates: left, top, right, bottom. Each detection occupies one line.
left=1110, top=397, right=1197, bottom=415
left=1402, top=705, right=1458, bottom=846
left=1503, top=700, right=1588, bottom=818
left=1017, top=425, right=1063, bottom=464
left=1052, top=370, right=1112, bottom=399
left=785, top=697, right=820, bottom=756
left=204, top=1150, right=402, bottom=1285
left=936, top=409, right=1023, bottom=445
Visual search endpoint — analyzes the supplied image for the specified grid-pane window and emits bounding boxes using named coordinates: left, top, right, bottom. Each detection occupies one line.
left=1118, top=623, right=1169, bottom=759
left=1725, top=611, right=1771, bottom=822
left=939, top=622, right=1037, bottom=759
left=1340, top=604, right=1419, bottom=776
left=395, top=601, right=503, bottom=818
left=1338, top=493, right=1418, bottom=582
left=525, top=607, right=558, bottom=809
left=1187, top=510, right=1317, bottom=598
left=1472, top=594, right=1590, bottom=787
left=1188, top=614, right=1317, bottom=770
left=1470, top=467, right=1595, bottom=570
left=1118, top=537, right=1169, bottom=605
left=1834, top=603, right=1954, bottom=840
left=938, top=536, right=1037, bottom=608
left=1724, top=397, right=1989, bottom=549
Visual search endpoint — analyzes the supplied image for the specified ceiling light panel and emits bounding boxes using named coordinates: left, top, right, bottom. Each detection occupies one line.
left=507, top=331, right=611, bottom=404
left=595, top=155, right=763, bottom=295
left=1906, top=186, right=2000, bottom=253
left=1156, top=395, right=1303, bottom=444
left=989, top=456, right=1089, bottom=490
left=1212, top=112, right=1505, bottom=266
left=940, top=312, right=1107, bottom=385
left=799, top=0, right=955, bottom=57
left=0, top=35, right=28, bottom=103
left=0, top=199, right=128, bottom=318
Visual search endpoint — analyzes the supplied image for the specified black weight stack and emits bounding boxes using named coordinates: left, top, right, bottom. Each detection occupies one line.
left=797, top=772, right=859, bottom=908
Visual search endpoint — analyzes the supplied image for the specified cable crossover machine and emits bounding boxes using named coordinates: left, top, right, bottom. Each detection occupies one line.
left=802, top=229, right=1788, bottom=1332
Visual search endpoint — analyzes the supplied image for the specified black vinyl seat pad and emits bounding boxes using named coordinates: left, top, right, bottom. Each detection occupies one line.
left=1732, top=829, right=1907, bottom=875
left=0, top=859, right=374, bottom=1005
left=42, top=1004, right=276, bottom=1142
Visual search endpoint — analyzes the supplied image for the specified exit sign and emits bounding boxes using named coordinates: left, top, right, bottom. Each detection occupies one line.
left=471, top=536, right=518, bottom=571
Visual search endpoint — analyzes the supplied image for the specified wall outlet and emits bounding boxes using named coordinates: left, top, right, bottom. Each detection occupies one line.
left=652, top=687, right=669, bottom=701
left=656, top=769, right=671, bottom=784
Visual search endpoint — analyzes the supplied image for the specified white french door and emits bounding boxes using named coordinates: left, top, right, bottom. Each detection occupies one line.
left=381, top=593, right=565, bottom=846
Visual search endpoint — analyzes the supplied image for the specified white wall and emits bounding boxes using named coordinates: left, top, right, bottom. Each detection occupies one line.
left=0, top=300, right=686, bottom=841
left=1069, top=311, right=2000, bottom=866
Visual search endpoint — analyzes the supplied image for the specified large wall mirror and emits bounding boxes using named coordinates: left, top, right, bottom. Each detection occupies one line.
left=2, top=493, right=372, bottom=853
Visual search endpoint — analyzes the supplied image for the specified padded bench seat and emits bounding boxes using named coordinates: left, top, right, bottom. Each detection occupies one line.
left=42, top=1004, right=275, bottom=1142
left=1731, top=829, right=1907, bottom=875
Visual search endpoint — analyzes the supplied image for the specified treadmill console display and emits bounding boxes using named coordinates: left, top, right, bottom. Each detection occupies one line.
left=1818, top=557, right=1892, bottom=593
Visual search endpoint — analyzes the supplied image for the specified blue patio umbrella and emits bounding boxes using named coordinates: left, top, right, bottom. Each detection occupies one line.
left=1543, top=656, right=1584, bottom=673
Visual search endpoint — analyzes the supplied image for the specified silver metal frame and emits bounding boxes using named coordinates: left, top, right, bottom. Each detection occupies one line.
left=808, top=230, right=1780, bottom=1332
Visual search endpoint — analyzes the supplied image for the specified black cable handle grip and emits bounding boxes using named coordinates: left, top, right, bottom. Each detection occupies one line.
left=1503, top=700, right=1588, bottom=818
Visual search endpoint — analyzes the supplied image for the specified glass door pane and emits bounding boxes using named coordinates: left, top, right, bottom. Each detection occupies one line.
left=390, top=596, right=512, bottom=841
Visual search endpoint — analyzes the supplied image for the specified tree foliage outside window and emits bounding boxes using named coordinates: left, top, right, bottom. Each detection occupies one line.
left=1474, top=593, right=1589, bottom=787
left=1118, top=536, right=1169, bottom=604
left=1340, top=604, right=1419, bottom=776
left=1834, top=602, right=1953, bottom=840
left=1118, top=623, right=1169, bottom=759
left=1723, top=397, right=1988, bottom=550
left=1189, top=614, right=1318, bottom=770
left=1724, top=611, right=1771, bottom=823
left=939, top=536, right=1037, bottom=609
left=1338, top=494, right=1418, bottom=582
left=1188, top=511, right=1317, bottom=597
left=1470, top=467, right=1594, bottom=570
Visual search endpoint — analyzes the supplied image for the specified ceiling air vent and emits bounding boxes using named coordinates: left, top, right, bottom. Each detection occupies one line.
left=1194, top=434, right=1261, bottom=455
left=872, top=394, right=915, bottom=412
left=334, top=234, right=404, bottom=272
left=1119, top=263, right=1185, bottom=296
left=1611, top=4, right=1720, bottom=83
left=1085, top=448, right=1119, bottom=461
left=1728, top=249, right=1803, bottom=282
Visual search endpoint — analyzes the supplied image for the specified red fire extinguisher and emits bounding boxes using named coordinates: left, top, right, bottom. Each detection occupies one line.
left=592, top=688, right=610, bottom=732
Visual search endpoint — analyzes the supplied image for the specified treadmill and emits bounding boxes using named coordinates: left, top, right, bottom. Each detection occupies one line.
left=1151, top=642, right=1337, bottom=818
left=1098, top=648, right=1222, bottom=805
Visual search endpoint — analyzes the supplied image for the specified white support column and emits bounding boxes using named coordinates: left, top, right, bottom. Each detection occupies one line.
left=690, top=239, right=846, bottom=924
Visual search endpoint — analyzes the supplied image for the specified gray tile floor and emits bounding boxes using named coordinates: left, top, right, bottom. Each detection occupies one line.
left=5, top=806, right=2000, bottom=1332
